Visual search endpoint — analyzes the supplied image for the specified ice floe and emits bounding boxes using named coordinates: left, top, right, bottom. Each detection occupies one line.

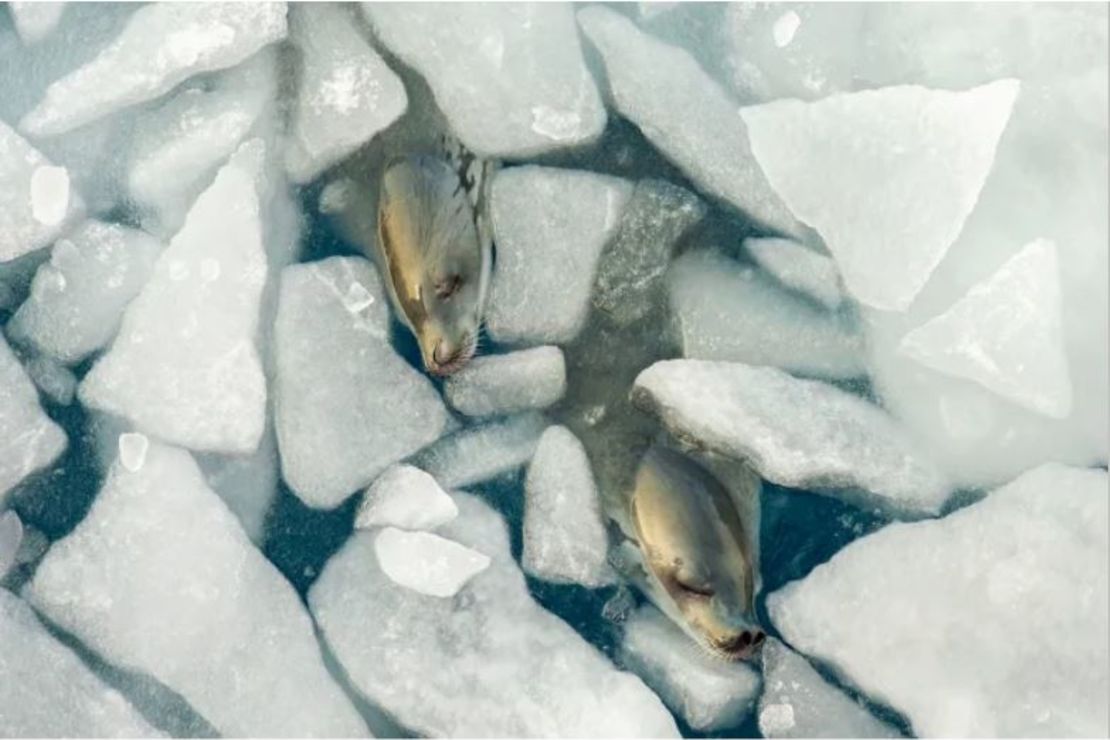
left=444, top=346, right=566, bottom=417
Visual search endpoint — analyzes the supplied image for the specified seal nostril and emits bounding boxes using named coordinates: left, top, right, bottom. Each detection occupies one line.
left=753, top=631, right=765, bottom=645
left=738, top=631, right=752, bottom=648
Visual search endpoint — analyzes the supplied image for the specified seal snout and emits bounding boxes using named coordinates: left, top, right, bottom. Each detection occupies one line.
left=428, top=336, right=475, bottom=377
left=713, top=627, right=766, bottom=660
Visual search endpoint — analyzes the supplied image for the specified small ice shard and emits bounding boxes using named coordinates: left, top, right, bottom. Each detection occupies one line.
left=740, top=79, right=1020, bottom=311
left=285, top=4, right=407, bottom=184
left=759, top=638, right=900, bottom=738
left=117, top=432, right=148, bottom=473
left=274, top=256, right=448, bottom=508
left=444, top=346, right=566, bottom=417
left=8, top=2, right=67, bottom=45
left=0, top=510, right=22, bottom=581
left=621, top=606, right=761, bottom=732
left=898, top=239, right=1072, bottom=419
left=409, top=412, right=547, bottom=490
left=355, top=464, right=458, bottom=532
left=0, top=334, right=67, bottom=508
left=375, top=527, right=490, bottom=598
left=20, top=3, right=288, bottom=137
left=197, top=423, right=280, bottom=546
left=364, top=4, right=605, bottom=157
left=486, top=166, right=632, bottom=344
left=78, top=140, right=269, bottom=455
left=311, top=492, right=679, bottom=738
left=522, top=426, right=614, bottom=588
left=0, top=121, right=83, bottom=263
left=26, top=441, right=368, bottom=738
left=9, top=221, right=163, bottom=364
left=772, top=10, right=801, bottom=48
left=769, top=464, right=1109, bottom=737
left=577, top=6, right=802, bottom=238
left=668, top=250, right=865, bottom=380
left=23, top=354, right=76, bottom=405
left=632, top=360, right=952, bottom=516
left=0, top=590, right=161, bottom=738
left=744, top=237, right=844, bottom=311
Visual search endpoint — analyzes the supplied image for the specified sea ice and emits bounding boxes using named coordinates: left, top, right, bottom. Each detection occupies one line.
left=621, top=606, right=761, bottom=732
left=0, top=510, right=21, bottom=581
left=668, top=250, right=865, bottom=380
left=522, top=426, right=614, bottom=588
left=23, top=353, right=76, bottom=405
left=364, top=3, right=605, bottom=157
left=310, top=492, right=679, bottom=737
left=78, top=140, right=269, bottom=455
left=740, top=79, right=1020, bottom=310
left=577, top=6, right=802, bottom=238
left=632, top=360, right=952, bottom=516
left=8, top=2, right=67, bottom=46
left=769, top=464, right=1109, bottom=737
left=409, top=411, right=547, bottom=490
left=26, top=441, right=368, bottom=738
left=486, top=166, right=631, bottom=345
left=444, top=346, right=566, bottom=417
left=8, top=220, right=163, bottom=363
left=274, top=256, right=448, bottom=508
left=355, top=464, right=458, bottom=532
left=744, top=237, right=844, bottom=311
left=196, top=423, right=280, bottom=545
left=374, top=527, right=490, bottom=598
left=20, top=3, right=287, bottom=137
left=285, top=4, right=406, bottom=184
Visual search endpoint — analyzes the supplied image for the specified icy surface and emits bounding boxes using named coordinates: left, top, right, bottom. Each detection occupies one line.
left=668, top=250, right=864, bottom=380
left=285, top=4, right=406, bottom=184
left=0, top=511, right=21, bottom=581
left=364, top=3, right=605, bottom=157
left=375, top=527, right=490, bottom=598
left=759, top=638, right=899, bottom=739
left=355, top=464, right=458, bottom=532
left=578, top=6, right=802, bottom=238
left=486, top=166, right=632, bottom=345
left=769, top=464, right=1109, bottom=737
left=621, top=606, right=761, bottom=732
left=78, top=141, right=268, bottom=455
left=23, top=354, right=76, bottom=406
left=274, top=256, right=448, bottom=508
left=633, top=360, right=951, bottom=516
left=741, top=79, right=1019, bottom=310
left=26, top=441, right=368, bottom=738
left=197, top=424, right=280, bottom=545
left=410, top=412, right=547, bottom=490
left=0, top=590, right=160, bottom=738
left=744, top=237, right=844, bottom=311
left=444, top=346, right=566, bottom=417
left=9, top=220, right=163, bottom=363
left=0, top=334, right=66, bottom=508
left=522, top=426, right=614, bottom=588
left=311, top=492, right=679, bottom=738
left=20, top=3, right=288, bottom=137
left=8, top=2, right=67, bottom=45
left=0, top=120, right=83, bottom=263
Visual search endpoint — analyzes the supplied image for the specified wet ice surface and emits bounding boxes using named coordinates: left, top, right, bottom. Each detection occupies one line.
left=0, top=3, right=1107, bottom=738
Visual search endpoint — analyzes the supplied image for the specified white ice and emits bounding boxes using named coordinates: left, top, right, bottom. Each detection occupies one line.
left=769, top=464, right=1109, bottom=737
left=196, top=422, right=281, bottom=546
left=409, top=411, right=547, bottom=490
left=0, top=510, right=21, bottom=581
left=26, top=440, right=368, bottom=738
left=8, top=2, right=67, bottom=46
left=355, top=464, right=458, bottom=532
left=374, top=527, right=490, bottom=598
left=486, top=166, right=631, bottom=345
left=744, top=237, right=844, bottom=311
left=23, top=353, right=76, bottom=405
left=444, top=346, right=566, bottom=417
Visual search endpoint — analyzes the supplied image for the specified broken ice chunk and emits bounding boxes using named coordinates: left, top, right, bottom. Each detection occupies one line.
left=355, top=464, right=458, bottom=532
left=26, top=440, right=368, bottom=738
left=668, top=250, right=865, bottom=380
left=285, top=4, right=407, bottom=184
left=759, top=638, right=900, bottom=738
left=274, top=256, right=448, bottom=508
left=522, top=426, right=614, bottom=588
left=769, top=464, right=1109, bottom=737
left=364, top=4, right=605, bottom=157
left=0, top=510, right=22, bottom=581
left=117, top=432, right=149, bottom=473
left=78, top=140, right=269, bottom=455
left=740, top=79, right=1020, bottom=311
left=577, top=6, right=803, bottom=238
left=409, top=412, right=547, bottom=490
left=9, top=220, right=163, bottom=364
left=621, top=606, right=761, bottom=732
left=444, top=346, right=566, bottom=417
left=23, top=353, right=76, bottom=405
left=8, top=2, right=67, bottom=45
left=196, top=423, right=280, bottom=546
left=486, top=166, right=632, bottom=345
left=28, top=164, right=69, bottom=226
left=375, top=527, right=490, bottom=598
left=744, top=237, right=844, bottom=311
left=311, top=492, right=679, bottom=737
left=632, top=360, right=952, bottom=516
left=20, top=3, right=288, bottom=137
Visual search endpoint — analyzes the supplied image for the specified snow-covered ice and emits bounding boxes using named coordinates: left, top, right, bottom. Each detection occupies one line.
left=310, top=492, right=679, bottom=738
left=444, top=346, right=566, bottom=417
left=23, top=353, right=76, bottom=405
left=486, top=166, right=631, bottom=345
left=364, top=3, right=605, bottom=158
left=522, top=426, right=614, bottom=588
left=375, top=527, right=491, bottom=598
left=633, top=360, right=952, bottom=516
left=621, top=606, right=761, bottom=732
left=409, top=412, right=547, bottom=490
left=26, top=440, right=368, bottom=738
left=8, top=2, right=67, bottom=46
left=355, top=464, right=458, bottom=532
left=740, top=79, right=1020, bottom=311
left=744, top=237, right=844, bottom=311
left=196, top=423, right=280, bottom=545
left=769, top=464, right=1109, bottom=737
